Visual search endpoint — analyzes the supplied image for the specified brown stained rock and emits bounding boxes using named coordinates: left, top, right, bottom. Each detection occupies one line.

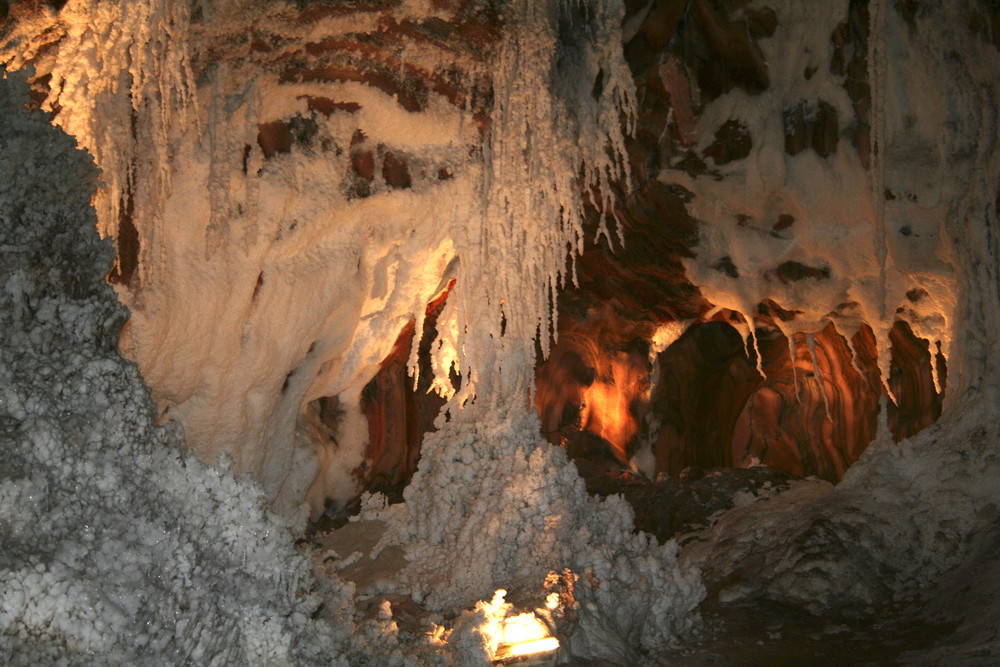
left=782, top=100, right=840, bottom=158
left=108, top=106, right=140, bottom=286
left=675, top=0, right=771, bottom=102
left=658, top=58, right=698, bottom=148
left=744, top=5, right=778, bottom=38
left=107, top=188, right=139, bottom=287
left=887, top=320, right=945, bottom=441
left=556, top=304, right=941, bottom=482
left=256, top=116, right=319, bottom=159
left=630, top=0, right=688, bottom=53
left=248, top=37, right=271, bottom=54
left=299, top=95, right=360, bottom=116
left=257, top=120, right=293, bottom=158
left=551, top=307, right=942, bottom=487
left=377, top=13, right=496, bottom=61
left=357, top=281, right=454, bottom=503
left=712, top=255, right=740, bottom=278
left=773, top=213, right=795, bottom=232
left=813, top=101, right=840, bottom=156
left=649, top=321, right=764, bottom=476
left=281, top=63, right=425, bottom=113
left=673, top=150, right=710, bottom=175
left=381, top=151, right=412, bottom=189
left=629, top=68, right=673, bottom=180
left=350, top=129, right=375, bottom=181
left=703, top=118, right=752, bottom=165
left=288, top=29, right=480, bottom=115
left=731, top=324, right=883, bottom=482
left=771, top=260, right=831, bottom=283
left=568, top=179, right=704, bottom=325
left=360, top=320, right=422, bottom=497
left=26, top=72, right=50, bottom=111
left=757, top=298, right=799, bottom=322
left=831, top=0, right=871, bottom=167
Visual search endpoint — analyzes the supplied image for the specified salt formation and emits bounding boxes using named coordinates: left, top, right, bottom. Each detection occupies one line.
left=366, top=411, right=703, bottom=656
left=432, top=0, right=636, bottom=408
left=0, top=67, right=362, bottom=665
left=365, top=0, right=706, bottom=655
left=661, top=0, right=956, bottom=397
left=672, top=1, right=1000, bottom=659
left=2, top=0, right=642, bottom=519
left=2, top=0, right=706, bottom=660
left=3, top=0, right=1000, bottom=662
left=4, top=0, right=489, bottom=513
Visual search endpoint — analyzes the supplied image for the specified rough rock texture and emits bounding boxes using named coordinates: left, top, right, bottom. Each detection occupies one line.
left=0, top=67, right=360, bottom=665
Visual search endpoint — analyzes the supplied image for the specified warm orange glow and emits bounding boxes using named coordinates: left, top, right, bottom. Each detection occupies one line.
left=474, top=590, right=560, bottom=662
left=497, top=636, right=560, bottom=658
left=493, top=612, right=559, bottom=660
left=535, top=306, right=653, bottom=465
left=578, top=352, right=646, bottom=461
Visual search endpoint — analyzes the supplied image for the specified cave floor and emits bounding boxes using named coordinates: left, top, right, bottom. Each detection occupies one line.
left=657, top=600, right=954, bottom=667
left=304, top=466, right=1000, bottom=666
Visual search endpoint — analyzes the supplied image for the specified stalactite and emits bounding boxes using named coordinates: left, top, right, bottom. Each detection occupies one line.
left=434, top=0, right=636, bottom=417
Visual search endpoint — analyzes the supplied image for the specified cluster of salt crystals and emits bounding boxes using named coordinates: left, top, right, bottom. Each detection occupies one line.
left=3, top=1, right=701, bottom=659
left=659, top=0, right=955, bottom=404
left=362, top=411, right=704, bottom=657
left=681, top=0, right=1000, bottom=632
left=0, top=69, right=386, bottom=664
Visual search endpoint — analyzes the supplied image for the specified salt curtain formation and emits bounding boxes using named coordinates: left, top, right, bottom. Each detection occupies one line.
left=3, top=0, right=488, bottom=514
left=434, top=0, right=636, bottom=409
left=346, top=0, right=707, bottom=654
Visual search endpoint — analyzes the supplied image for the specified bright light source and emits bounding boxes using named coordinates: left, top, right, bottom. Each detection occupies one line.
left=503, top=636, right=560, bottom=657
left=501, top=612, right=549, bottom=644
left=492, top=611, right=559, bottom=661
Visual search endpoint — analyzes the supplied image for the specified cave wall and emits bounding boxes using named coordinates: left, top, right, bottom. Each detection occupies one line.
left=317, top=0, right=952, bottom=494
left=532, top=0, right=951, bottom=485
left=0, top=0, right=969, bottom=513
left=4, top=1, right=1000, bottom=659
left=1, top=0, right=503, bottom=515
